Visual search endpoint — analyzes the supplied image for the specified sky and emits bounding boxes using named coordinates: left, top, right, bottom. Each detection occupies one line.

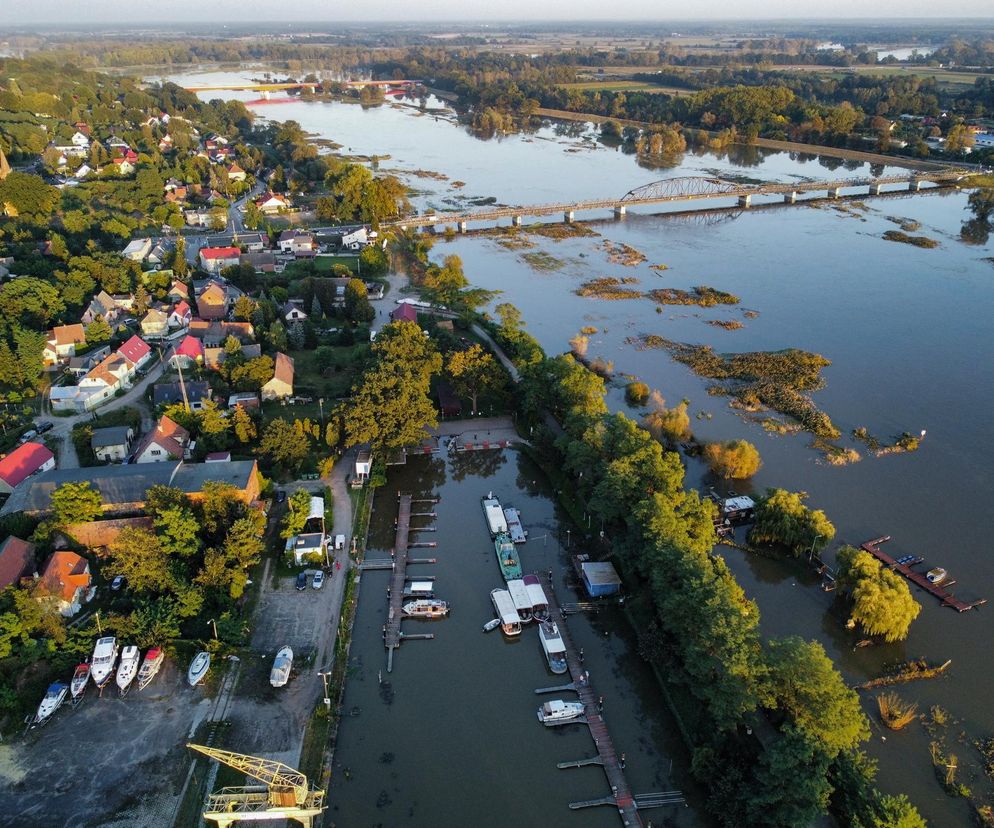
left=7, top=0, right=994, bottom=25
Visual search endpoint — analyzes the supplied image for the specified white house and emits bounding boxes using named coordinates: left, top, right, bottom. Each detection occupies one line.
left=71, top=131, right=90, bottom=148
left=354, top=449, right=372, bottom=482
left=283, top=301, right=308, bottom=323
left=133, top=415, right=192, bottom=464
left=121, top=237, right=152, bottom=262
left=91, top=426, right=134, bottom=462
left=199, top=246, right=241, bottom=275
left=278, top=230, right=314, bottom=256
left=341, top=227, right=369, bottom=250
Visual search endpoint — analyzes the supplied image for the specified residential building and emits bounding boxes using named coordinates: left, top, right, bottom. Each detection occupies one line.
left=391, top=303, right=418, bottom=323
left=205, top=451, right=231, bottom=463
left=261, top=352, right=294, bottom=401
left=204, top=343, right=260, bottom=369
left=354, top=449, right=372, bottom=482
left=133, top=415, right=192, bottom=463
left=196, top=281, right=229, bottom=318
left=0, top=536, right=35, bottom=590
left=140, top=308, right=170, bottom=339
left=232, top=232, right=267, bottom=252
left=121, top=237, right=152, bottom=262
left=278, top=230, right=315, bottom=256
left=283, top=300, right=308, bottom=323
left=199, top=247, right=240, bottom=276
left=0, top=442, right=56, bottom=495
left=184, top=209, right=213, bottom=228
left=117, top=335, right=153, bottom=370
left=228, top=392, right=260, bottom=410
left=188, top=320, right=254, bottom=346
left=240, top=251, right=277, bottom=273
left=91, top=426, right=134, bottom=462
left=227, top=162, right=247, bottom=182
left=0, top=460, right=262, bottom=517
left=153, top=380, right=212, bottom=410
left=112, top=158, right=135, bottom=176
left=168, top=280, right=190, bottom=302
left=168, top=300, right=192, bottom=329
left=43, top=324, right=87, bottom=366
left=255, top=191, right=290, bottom=214
left=37, top=551, right=93, bottom=617
left=340, top=226, right=369, bottom=250
left=67, top=346, right=111, bottom=379
left=147, top=240, right=174, bottom=266
left=171, top=335, right=205, bottom=368
left=82, top=290, right=121, bottom=325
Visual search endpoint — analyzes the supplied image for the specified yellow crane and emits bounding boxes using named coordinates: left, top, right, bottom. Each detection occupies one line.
left=187, top=743, right=325, bottom=828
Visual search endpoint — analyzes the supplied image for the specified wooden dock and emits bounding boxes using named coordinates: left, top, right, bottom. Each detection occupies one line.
left=385, top=494, right=413, bottom=672
left=544, top=578, right=644, bottom=828
left=861, top=537, right=987, bottom=612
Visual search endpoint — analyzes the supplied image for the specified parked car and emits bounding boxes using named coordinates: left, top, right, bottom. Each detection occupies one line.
left=295, top=572, right=307, bottom=591
left=111, top=576, right=125, bottom=591
left=35, top=421, right=54, bottom=434
left=19, top=429, right=38, bottom=444
left=276, top=490, right=286, bottom=504
left=334, top=534, right=346, bottom=551
left=312, top=571, right=325, bottom=590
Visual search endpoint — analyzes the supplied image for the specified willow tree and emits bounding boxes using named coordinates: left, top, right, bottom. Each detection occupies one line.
left=835, top=546, right=921, bottom=642
left=750, top=488, right=835, bottom=557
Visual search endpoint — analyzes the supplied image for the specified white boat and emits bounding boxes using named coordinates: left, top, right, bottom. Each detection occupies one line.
left=490, top=588, right=521, bottom=636
left=115, top=645, right=141, bottom=693
left=926, top=567, right=948, bottom=584
left=34, top=682, right=68, bottom=725
left=188, top=651, right=211, bottom=686
left=70, top=664, right=90, bottom=702
left=539, top=621, right=569, bottom=675
left=270, top=646, right=293, bottom=688
left=482, top=492, right=508, bottom=536
left=482, top=618, right=501, bottom=633
left=137, top=647, right=164, bottom=691
left=90, top=637, right=119, bottom=689
left=537, top=699, right=585, bottom=725
left=503, top=506, right=528, bottom=544
left=506, top=579, right=534, bottom=624
left=523, top=574, right=550, bottom=622
left=402, top=599, right=449, bottom=618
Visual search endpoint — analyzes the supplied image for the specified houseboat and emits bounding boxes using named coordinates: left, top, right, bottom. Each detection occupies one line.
left=538, top=621, right=569, bottom=674
left=402, top=599, right=449, bottom=618
left=495, top=533, right=523, bottom=581
left=482, top=492, right=508, bottom=536
left=490, top=588, right=522, bottom=636
left=137, top=647, right=165, bottom=691
left=90, top=637, right=119, bottom=689
left=506, top=579, right=534, bottom=624
left=537, top=699, right=585, bottom=725
left=503, top=506, right=527, bottom=544
left=523, top=574, right=550, bottom=622
left=270, top=646, right=293, bottom=688
left=34, top=682, right=68, bottom=726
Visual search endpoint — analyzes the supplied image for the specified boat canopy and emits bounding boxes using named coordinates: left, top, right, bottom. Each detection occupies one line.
left=525, top=579, right=549, bottom=611
left=406, top=581, right=433, bottom=595
left=507, top=579, right=532, bottom=613
left=491, top=589, right=520, bottom=625
left=483, top=497, right=508, bottom=534
left=503, top=507, right=527, bottom=543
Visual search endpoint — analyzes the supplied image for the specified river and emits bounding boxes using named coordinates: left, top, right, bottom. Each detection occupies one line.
left=167, top=69, right=994, bottom=824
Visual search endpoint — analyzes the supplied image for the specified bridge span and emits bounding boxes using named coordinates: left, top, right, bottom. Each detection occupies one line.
left=384, top=169, right=968, bottom=231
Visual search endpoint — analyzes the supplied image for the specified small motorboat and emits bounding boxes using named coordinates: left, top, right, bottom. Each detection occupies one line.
left=402, top=599, right=449, bottom=618
left=482, top=618, right=501, bottom=633
left=270, top=646, right=293, bottom=688
left=926, top=567, right=948, bottom=584
left=116, top=645, right=141, bottom=693
left=90, top=637, right=119, bottom=689
left=188, top=651, right=211, bottom=686
left=137, top=647, right=165, bottom=691
left=70, top=664, right=90, bottom=703
left=537, top=699, right=585, bottom=725
left=35, top=682, right=69, bottom=726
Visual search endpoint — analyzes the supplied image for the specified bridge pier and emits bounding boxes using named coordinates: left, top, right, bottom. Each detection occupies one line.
left=869, top=183, right=883, bottom=196
left=511, top=215, right=522, bottom=227
left=783, top=191, right=798, bottom=204
left=828, top=186, right=841, bottom=198
left=910, top=178, right=923, bottom=192
left=457, top=221, right=467, bottom=234
left=738, top=195, right=751, bottom=208
left=564, top=210, right=575, bottom=223
left=613, top=205, right=626, bottom=219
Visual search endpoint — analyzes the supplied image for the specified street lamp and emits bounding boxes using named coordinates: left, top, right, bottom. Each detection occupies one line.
left=318, top=398, right=325, bottom=428
left=808, top=534, right=824, bottom=562
left=318, top=670, right=332, bottom=710
left=207, top=619, right=218, bottom=640
left=566, top=529, right=571, bottom=549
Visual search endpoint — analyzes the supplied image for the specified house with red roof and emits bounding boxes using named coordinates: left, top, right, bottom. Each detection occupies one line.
left=43, top=323, right=87, bottom=365
left=168, top=280, right=190, bottom=302
left=117, top=335, right=152, bottom=370
left=227, top=162, right=247, bottom=182
left=171, top=335, right=205, bottom=368
left=390, top=303, right=419, bottom=324
left=168, top=300, right=192, bottom=329
left=254, top=191, right=290, bottom=214
left=134, top=415, right=191, bottom=464
left=0, top=442, right=56, bottom=495
left=199, top=246, right=240, bottom=276
left=0, top=536, right=36, bottom=590
left=262, top=352, right=295, bottom=401
left=36, top=550, right=93, bottom=617
left=111, top=157, right=135, bottom=176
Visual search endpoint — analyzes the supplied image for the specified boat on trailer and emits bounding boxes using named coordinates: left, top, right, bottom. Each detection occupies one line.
left=482, top=492, right=508, bottom=536
left=503, top=506, right=527, bottom=544
left=495, top=533, right=522, bottom=581
left=34, top=682, right=68, bottom=726
left=90, top=637, right=119, bottom=690
left=188, top=651, right=211, bottom=686
left=70, top=664, right=90, bottom=704
left=116, top=646, right=141, bottom=694
left=137, top=647, right=165, bottom=691
left=270, top=646, right=293, bottom=688
left=523, top=574, right=550, bottom=622
left=539, top=621, right=569, bottom=674
left=491, top=588, right=522, bottom=636
left=506, top=579, right=533, bottom=624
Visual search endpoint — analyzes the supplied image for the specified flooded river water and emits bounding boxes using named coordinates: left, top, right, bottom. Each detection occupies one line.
left=170, top=69, right=994, bottom=824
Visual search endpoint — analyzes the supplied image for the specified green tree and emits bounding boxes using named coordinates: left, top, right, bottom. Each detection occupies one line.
left=85, top=315, right=113, bottom=345
left=835, top=546, right=922, bottom=641
left=232, top=405, right=257, bottom=443
left=423, top=254, right=468, bottom=307
left=262, top=418, right=310, bottom=469
left=197, top=482, right=246, bottom=546
left=829, top=750, right=927, bottom=828
left=343, top=278, right=374, bottom=324
left=173, top=237, right=188, bottom=277
left=153, top=503, right=202, bottom=560
left=197, top=399, right=231, bottom=449
left=281, top=488, right=313, bottom=539
left=750, top=488, right=835, bottom=557
left=703, top=439, right=762, bottom=479
left=0, top=278, right=66, bottom=328
left=945, top=123, right=975, bottom=153
left=105, top=528, right=175, bottom=594
left=128, top=598, right=181, bottom=648
left=0, top=171, right=58, bottom=219
left=748, top=726, right=833, bottom=828
left=267, top=321, right=288, bottom=352
left=50, top=481, right=102, bottom=525
left=232, top=295, right=256, bottom=322
left=446, top=344, right=502, bottom=415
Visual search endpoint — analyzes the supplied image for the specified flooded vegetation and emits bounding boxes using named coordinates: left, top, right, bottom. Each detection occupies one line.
left=576, top=276, right=642, bottom=299
left=647, top=286, right=741, bottom=306
left=883, top=229, right=940, bottom=247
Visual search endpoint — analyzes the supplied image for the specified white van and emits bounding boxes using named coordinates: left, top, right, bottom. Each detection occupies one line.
left=334, top=534, right=346, bottom=551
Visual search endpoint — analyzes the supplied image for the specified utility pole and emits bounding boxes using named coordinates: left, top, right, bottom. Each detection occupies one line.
left=176, top=356, right=191, bottom=412
left=318, top=670, right=331, bottom=710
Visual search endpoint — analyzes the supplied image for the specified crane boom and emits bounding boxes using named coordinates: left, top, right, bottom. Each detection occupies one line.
left=187, top=743, right=309, bottom=805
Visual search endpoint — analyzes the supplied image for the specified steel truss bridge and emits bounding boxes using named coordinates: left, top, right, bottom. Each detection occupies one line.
left=384, top=169, right=969, bottom=230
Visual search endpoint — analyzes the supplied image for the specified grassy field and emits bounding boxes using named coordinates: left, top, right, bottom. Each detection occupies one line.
left=790, top=64, right=986, bottom=88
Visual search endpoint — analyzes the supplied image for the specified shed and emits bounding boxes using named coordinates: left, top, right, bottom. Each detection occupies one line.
left=580, top=561, right=622, bottom=598
left=354, top=449, right=372, bottom=481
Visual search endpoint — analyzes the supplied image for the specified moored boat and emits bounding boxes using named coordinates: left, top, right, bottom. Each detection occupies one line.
left=503, top=506, right=527, bottom=544
left=270, top=646, right=293, bottom=688
left=402, top=581, right=434, bottom=599
left=523, top=574, right=550, bottom=622
left=506, top=579, right=533, bottom=624
left=115, top=645, right=141, bottom=693
left=537, top=699, right=585, bottom=725
left=482, top=617, right=501, bottom=633
left=137, top=647, right=164, bottom=691
left=188, top=651, right=211, bottom=686
left=490, top=588, right=521, bottom=636
left=539, top=620, right=569, bottom=675
left=927, top=567, right=948, bottom=584
left=402, top=599, right=449, bottom=618
left=90, top=637, right=119, bottom=689
left=495, top=533, right=522, bottom=581
left=34, top=682, right=68, bottom=725
left=70, top=664, right=90, bottom=703
left=482, top=492, right=508, bottom=536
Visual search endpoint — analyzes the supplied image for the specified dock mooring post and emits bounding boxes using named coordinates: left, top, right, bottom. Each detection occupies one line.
left=511, top=215, right=522, bottom=227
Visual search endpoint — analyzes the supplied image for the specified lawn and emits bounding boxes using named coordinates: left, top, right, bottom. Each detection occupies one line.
left=282, top=255, right=360, bottom=278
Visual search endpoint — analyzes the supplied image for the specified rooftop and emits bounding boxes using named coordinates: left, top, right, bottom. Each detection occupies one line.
left=0, top=442, right=55, bottom=488
left=90, top=426, right=133, bottom=449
